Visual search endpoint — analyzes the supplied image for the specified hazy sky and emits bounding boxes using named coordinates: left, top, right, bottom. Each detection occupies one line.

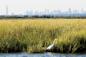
left=0, top=0, right=86, bottom=15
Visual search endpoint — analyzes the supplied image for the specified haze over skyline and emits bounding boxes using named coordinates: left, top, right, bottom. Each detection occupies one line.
left=0, top=0, right=86, bottom=15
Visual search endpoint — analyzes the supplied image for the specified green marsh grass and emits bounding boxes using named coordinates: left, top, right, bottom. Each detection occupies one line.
left=0, top=19, right=86, bottom=53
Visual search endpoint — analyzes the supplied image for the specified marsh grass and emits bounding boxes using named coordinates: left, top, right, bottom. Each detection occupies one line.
left=0, top=19, right=86, bottom=53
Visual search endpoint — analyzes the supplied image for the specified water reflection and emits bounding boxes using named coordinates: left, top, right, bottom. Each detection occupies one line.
left=0, top=53, right=86, bottom=57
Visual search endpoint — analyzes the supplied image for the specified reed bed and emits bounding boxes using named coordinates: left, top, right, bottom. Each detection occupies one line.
left=0, top=18, right=86, bottom=53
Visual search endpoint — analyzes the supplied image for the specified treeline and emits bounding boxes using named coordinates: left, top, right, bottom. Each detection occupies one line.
left=0, top=15, right=86, bottom=19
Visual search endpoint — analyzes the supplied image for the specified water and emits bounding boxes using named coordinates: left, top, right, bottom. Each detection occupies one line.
left=0, top=53, right=86, bottom=57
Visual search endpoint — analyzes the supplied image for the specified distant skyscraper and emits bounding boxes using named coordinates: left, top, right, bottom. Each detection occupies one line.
left=6, top=6, right=8, bottom=16
left=68, top=8, right=72, bottom=14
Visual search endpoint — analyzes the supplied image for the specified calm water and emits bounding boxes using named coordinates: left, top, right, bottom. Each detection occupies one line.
left=0, top=53, right=86, bottom=57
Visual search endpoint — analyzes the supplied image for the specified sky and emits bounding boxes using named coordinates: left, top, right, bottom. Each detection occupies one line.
left=0, top=0, right=86, bottom=15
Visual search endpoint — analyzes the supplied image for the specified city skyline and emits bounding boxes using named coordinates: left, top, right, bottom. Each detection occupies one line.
left=0, top=7, right=86, bottom=16
left=0, top=0, right=86, bottom=15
